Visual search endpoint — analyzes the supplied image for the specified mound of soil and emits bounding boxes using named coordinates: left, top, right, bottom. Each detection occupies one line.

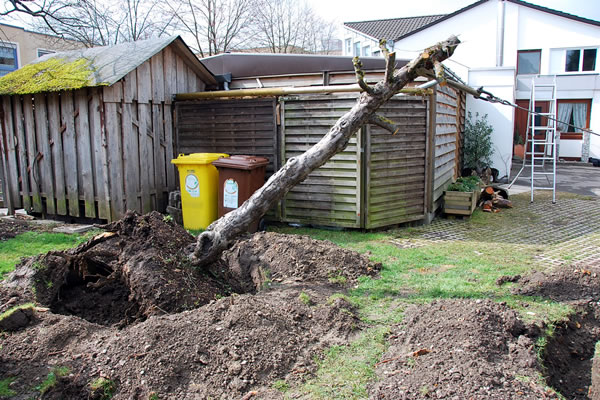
left=0, top=218, right=30, bottom=240
left=5, top=211, right=227, bottom=326
left=513, top=264, right=600, bottom=303
left=369, top=299, right=556, bottom=400
left=219, top=232, right=381, bottom=293
left=512, top=263, right=600, bottom=399
left=0, top=211, right=379, bottom=398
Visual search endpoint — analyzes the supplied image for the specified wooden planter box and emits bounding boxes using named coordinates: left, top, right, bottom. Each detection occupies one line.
left=444, top=190, right=478, bottom=216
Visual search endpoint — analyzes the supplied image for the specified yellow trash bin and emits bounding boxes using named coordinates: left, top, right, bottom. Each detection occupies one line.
left=171, top=153, right=229, bottom=230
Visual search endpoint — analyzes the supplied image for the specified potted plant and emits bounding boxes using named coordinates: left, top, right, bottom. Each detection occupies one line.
left=444, top=175, right=482, bottom=216
left=513, top=129, right=525, bottom=159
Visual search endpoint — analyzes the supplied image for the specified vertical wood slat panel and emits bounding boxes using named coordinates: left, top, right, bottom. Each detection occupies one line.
left=23, top=96, right=42, bottom=213
left=176, top=55, right=186, bottom=94
left=137, top=61, right=153, bottom=213
left=61, top=91, right=80, bottom=217
left=89, top=89, right=111, bottom=219
left=122, top=103, right=140, bottom=213
left=0, top=99, right=13, bottom=212
left=2, top=97, right=20, bottom=209
left=163, top=46, right=175, bottom=104
left=151, top=53, right=165, bottom=102
left=12, top=96, right=31, bottom=211
left=34, top=93, right=56, bottom=214
left=164, top=105, right=176, bottom=190
left=105, top=102, right=124, bottom=220
left=152, top=104, right=166, bottom=211
left=47, top=93, right=67, bottom=215
left=75, top=90, right=96, bottom=218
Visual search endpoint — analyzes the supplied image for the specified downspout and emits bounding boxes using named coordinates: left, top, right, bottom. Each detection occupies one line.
left=496, top=0, right=505, bottom=67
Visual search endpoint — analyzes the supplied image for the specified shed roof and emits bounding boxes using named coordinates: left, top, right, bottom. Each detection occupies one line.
left=0, top=35, right=216, bottom=95
left=344, top=15, right=446, bottom=42
left=202, top=53, right=408, bottom=79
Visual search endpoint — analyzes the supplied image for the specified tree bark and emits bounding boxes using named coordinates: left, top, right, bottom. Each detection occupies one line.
left=190, top=35, right=461, bottom=267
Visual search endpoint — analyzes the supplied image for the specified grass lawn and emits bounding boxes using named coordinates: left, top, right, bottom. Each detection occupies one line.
left=270, top=192, right=578, bottom=399
left=0, top=230, right=97, bottom=278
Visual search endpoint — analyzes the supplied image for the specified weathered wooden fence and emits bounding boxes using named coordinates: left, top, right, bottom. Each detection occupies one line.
left=175, top=89, right=459, bottom=229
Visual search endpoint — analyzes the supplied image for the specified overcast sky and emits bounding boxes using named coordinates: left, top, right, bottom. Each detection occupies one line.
left=307, top=0, right=600, bottom=28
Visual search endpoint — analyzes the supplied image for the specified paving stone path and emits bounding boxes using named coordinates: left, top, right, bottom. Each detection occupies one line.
left=390, top=193, right=600, bottom=268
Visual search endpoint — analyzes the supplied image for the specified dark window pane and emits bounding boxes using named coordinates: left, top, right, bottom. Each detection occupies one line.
left=517, top=51, right=540, bottom=74
left=565, top=49, right=580, bottom=71
left=583, top=49, right=597, bottom=71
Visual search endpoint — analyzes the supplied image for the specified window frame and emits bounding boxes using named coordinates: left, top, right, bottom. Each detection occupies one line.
left=0, top=42, right=18, bottom=76
left=353, top=41, right=360, bottom=56
left=362, top=45, right=370, bottom=57
left=557, top=99, right=591, bottom=140
left=344, top=39, right=351, bottom=55
left=563, top=47, right=597, bottom=73
left=37, top=48, right=55, bottom=58
left=516, top=49, right=541, bottom=75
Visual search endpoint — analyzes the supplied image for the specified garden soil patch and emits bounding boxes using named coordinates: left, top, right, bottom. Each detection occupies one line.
left=0, top=218, right=31, bottom=240
left=369, top=299, right=555, bottom=400
left=512, top=263, right=600, bottom=399
left=0, top=211, right=378, bottom=399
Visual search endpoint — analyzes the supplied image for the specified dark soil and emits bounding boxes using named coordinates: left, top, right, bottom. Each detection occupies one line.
left=0, top=218, right=31, bottom=240
left=0, top=211, right=377, bottom=399
left=369, top=299, right=555, bottom=400
left=512, top=263, right=600, bottom=399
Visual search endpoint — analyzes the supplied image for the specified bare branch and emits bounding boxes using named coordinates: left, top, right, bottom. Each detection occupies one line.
left=434, top=60, right=446, bottom=86
left=378, top=39, right=389, bottom=58
left=352, top=56, right=374, bottom=94
left=384, top=52, right=396, bottom=84
left=369, top=114, right=400, bottom=135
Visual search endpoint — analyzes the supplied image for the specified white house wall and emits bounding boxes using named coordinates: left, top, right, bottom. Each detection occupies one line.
left=362, top=0, right=600, bottom=166
left=468, top=68, right=516, bottom=178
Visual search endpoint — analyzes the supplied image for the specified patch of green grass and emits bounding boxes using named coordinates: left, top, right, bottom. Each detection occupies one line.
left=269, top=226, right=388, bottom=248
left=0, top=377, right=16, bottom=397
left=0, top=231, right=95, bottom=278
left=89, top=377, right=115, bottom=400
left=296, top=326, right=389, bottom=399
left=148, top=393, right=159, bottom=400
left=298, top=291, right=311, bottom=306
left=0, top=303, right=35, bottom=323
left=272, top=379, right=290, bottom=392
left=36, top=366, right=70, bottom=394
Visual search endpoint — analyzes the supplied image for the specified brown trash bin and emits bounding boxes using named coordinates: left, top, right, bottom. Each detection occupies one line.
left=212, top=155, right=269, bottom=232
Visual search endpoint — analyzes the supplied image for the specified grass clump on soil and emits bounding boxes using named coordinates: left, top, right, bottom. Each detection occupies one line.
left=89, top=377, right=116, bottom=399
left=0, top=302, right=35, bottom=321
left=36, top=366, right=70, bottom=394
left=0, top=230, right=96, bottom=278
left=296, top=326, right=388, bottom=399
left=0, top=377, right=16, bottom=397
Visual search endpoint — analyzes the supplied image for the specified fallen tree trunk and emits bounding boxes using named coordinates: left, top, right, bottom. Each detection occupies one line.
left=190, top=36, right=461, bottom=267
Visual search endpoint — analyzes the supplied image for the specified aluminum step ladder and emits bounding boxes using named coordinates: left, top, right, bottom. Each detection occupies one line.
left=508, top=76, right=558, bottom=203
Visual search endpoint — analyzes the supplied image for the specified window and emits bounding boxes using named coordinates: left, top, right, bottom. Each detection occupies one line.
left=353, top=42, right=360, bottom=56
left=517, top=50, right=541, bottom=75
left=344, top=39, right=351, bottom=55
left=565, top=48, right=597, bottom=72
left=557, top=99, right=591, bottom=140
left=37, top=49, right=55, bottom=58
left=0, top=43, right=17, bottom=77
left=362, top=45, right=370, bottom=57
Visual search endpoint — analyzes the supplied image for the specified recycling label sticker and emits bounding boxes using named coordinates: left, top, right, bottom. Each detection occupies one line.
left=223, top=179, right=239, bottom=209
left=185, top=173, right=200, bottom=198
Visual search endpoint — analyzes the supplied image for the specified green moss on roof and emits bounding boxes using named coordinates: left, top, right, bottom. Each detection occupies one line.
left=0, top=57, right=101, bottom=95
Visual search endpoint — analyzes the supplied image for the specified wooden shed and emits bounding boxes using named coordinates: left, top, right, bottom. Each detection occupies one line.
left=176, top=53, right=465, bottom=228
left=0, top=36, right=216, bottom=221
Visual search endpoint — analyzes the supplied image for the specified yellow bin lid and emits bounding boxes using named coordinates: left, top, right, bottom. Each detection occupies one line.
left=171, top=153, right=229, bottom=165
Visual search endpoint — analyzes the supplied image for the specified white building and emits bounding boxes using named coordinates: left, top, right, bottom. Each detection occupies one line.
left=343, top=0, right=600, bottom=178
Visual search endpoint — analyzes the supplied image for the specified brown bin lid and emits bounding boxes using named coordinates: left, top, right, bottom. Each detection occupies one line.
left=212, top=155, right=269, bottom=170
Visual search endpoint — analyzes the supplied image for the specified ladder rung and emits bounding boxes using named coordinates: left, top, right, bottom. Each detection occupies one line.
left=531, top=187, right=554, bottom=190
left=531, top=172, right=554, bottom=175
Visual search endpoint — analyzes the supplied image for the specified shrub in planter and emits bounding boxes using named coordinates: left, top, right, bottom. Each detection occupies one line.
left=444, top=176, right=482, bottom=216
left=464, top=112, right=494, bottom=175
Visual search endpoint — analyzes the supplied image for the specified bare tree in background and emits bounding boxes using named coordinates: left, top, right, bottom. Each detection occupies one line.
left=1, top=0, right=173, bottom=46
left=251, top=0, right=337, bottom=54
left=163, top=0, right=254, bottom=57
